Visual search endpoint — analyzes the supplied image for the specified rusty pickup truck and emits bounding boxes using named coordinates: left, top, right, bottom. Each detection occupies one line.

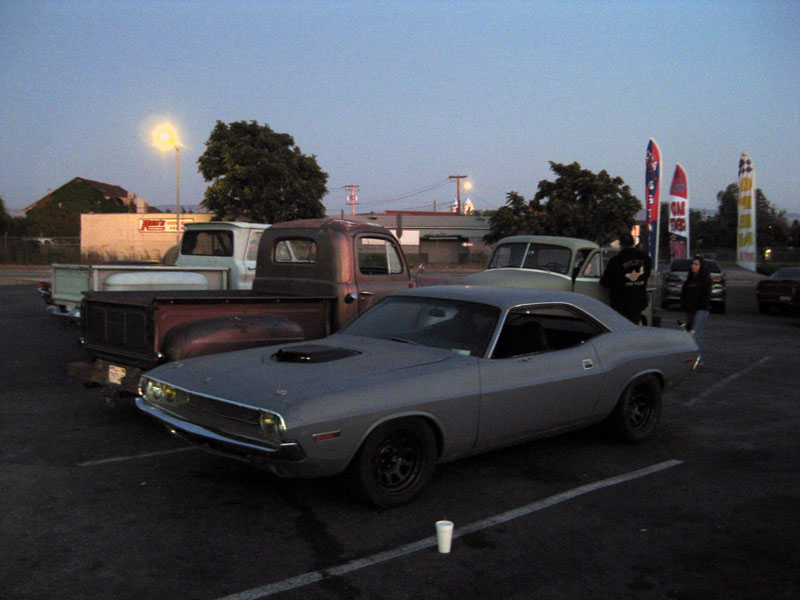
left=69, top=219, right=416, bottom=403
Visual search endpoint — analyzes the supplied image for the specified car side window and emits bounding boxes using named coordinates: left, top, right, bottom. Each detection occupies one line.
left=492, top=304, right=607, bottom=359
left=578, top=252, right=601, bottom=277
left=358, top=237, right=404, bottom=275
left=245, top=231, right=263, bottom=262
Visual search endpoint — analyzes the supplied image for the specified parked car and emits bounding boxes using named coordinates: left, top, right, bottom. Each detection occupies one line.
left=660, top=258, right=726, bottom=313
left=463, top=235, right=656, bottom=325
left=137, top=286, right=698, bottom=508
left=756, top=267, right=800, bottom=313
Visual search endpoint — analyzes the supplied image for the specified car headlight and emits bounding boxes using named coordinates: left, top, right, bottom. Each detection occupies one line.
left=139, top=377, right=189, bottom=406
left=259, top=411, right=286, bottom=444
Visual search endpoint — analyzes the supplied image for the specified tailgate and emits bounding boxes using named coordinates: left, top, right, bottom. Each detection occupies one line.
left=51, top=264, right=91, bottom=306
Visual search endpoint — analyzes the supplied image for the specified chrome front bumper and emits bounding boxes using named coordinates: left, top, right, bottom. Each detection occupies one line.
left=136, top=396, right=306, bottom=466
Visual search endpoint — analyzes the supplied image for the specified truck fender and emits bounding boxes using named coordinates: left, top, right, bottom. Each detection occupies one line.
left=161, top=315, right=306, bottom=361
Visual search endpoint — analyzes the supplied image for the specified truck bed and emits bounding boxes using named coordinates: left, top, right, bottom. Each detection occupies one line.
left=81, top=290, right=336, bottom=369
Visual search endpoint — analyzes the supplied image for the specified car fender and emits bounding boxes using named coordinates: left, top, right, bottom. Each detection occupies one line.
left=161, top=315, right=307, bottom=362
left=346, top=410, right=446, bottom=466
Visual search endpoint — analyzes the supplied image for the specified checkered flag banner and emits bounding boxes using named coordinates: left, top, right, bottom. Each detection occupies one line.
left=736, top=152, right=757, bottom=272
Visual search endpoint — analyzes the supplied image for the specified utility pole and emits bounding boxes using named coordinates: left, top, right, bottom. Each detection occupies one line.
left=345, top=184, right=360, bottom=216
left=449, top=175, right=468, bottom=214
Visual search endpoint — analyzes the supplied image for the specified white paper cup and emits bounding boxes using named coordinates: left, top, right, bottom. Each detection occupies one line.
left=436, top=520, right=454, bottom=553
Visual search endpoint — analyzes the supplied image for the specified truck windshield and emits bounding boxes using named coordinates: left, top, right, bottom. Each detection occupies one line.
left=344, top=296, right=500, bottom=357
left=487, top=242, right=571, bottom=275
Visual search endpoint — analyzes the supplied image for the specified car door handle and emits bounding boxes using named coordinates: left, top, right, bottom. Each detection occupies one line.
left=582, top=359, right=594, bottom=370
left=359, top=291, right=375, bottom=297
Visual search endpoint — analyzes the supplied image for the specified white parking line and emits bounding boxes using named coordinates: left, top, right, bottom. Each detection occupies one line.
left=686, top=356, right=772, bottom=407
left=77, top=446, right=195, bottom=467
left=215, top=459, right=683, bottom=600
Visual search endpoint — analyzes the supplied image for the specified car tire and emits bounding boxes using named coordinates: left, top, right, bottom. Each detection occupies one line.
left=608, top=374, right=662, bottom=443
left=348, top=417, right=437, bottom=508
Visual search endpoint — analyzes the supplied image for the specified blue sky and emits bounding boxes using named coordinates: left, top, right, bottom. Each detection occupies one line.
left=2, top=0, right=799, bottom=218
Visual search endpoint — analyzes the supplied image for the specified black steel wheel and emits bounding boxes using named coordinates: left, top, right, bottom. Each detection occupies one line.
left=349, top=418, right=437, bottom=508
left=609, top=374, right=662, bottom=443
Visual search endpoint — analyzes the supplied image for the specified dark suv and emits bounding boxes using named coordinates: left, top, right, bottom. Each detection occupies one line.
left=660, top=258, right=726, bottom=313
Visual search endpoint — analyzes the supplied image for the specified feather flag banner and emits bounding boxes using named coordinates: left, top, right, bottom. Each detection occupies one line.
left=668, top=164, right=689, bottom=260
left=737, top=153, right=757, bottom=272
left=645, top=139, right=662, bottom=266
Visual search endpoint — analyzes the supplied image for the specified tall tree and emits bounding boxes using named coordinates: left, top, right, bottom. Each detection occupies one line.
left=197, top=120, right=328, bottom=223
left=483, top=191, right=543, bottom=244
left=485, top=162, right=641, bottom=246
left=699, top=184, right=791, bottom=249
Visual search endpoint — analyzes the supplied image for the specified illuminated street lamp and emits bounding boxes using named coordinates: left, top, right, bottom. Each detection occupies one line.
left=152, top=123, right=181, bottom=244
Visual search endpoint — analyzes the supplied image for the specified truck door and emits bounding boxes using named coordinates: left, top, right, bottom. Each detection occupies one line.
left=354, top=235, right=411, bottom=315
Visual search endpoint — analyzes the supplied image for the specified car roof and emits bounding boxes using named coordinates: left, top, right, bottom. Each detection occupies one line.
left=391, top=284, right=626, bottom=318
left=773, top=268, right=800, bottom=278
left=493, top=235, right=599, bottom=251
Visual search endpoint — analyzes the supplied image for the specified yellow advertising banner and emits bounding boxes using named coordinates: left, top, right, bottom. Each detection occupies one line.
left=737, top=153, right=756, bottom=271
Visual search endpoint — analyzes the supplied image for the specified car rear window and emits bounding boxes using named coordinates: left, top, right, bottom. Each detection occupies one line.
left=181, top=230, right=233, bottom=257
left=274, top=238, right=317, bottom=263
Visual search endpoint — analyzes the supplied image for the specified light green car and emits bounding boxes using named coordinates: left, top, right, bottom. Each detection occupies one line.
left=463, top=235, right=655, bottom=325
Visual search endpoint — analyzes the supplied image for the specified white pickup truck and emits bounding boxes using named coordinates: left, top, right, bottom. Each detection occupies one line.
left=42, top=221, right=269, bottom=319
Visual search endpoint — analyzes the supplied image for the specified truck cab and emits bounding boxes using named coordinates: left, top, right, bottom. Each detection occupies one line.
left=175, top=221, right=270, bottom=290
left=253, top=218, right=416, bottom=328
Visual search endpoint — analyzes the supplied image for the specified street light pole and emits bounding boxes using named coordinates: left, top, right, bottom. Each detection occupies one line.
left=449, top=175, right=468, bottom=214
left=175, top=145, right=180, bottom=245
left=155, top=126, right=182, bottom=245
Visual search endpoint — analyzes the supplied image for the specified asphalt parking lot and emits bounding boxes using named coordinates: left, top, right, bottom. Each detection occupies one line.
left=1, top=273, right=799, bottom=600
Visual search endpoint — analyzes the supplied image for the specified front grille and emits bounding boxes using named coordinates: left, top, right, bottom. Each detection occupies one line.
left=150, top=389, right=269, bottom=446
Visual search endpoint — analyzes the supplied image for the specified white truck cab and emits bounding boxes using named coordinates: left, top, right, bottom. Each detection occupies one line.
left=175, top=221, right=269, bottom=290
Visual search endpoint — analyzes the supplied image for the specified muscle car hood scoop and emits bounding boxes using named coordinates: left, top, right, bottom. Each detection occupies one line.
left=272, top=344, right=360, bottom=363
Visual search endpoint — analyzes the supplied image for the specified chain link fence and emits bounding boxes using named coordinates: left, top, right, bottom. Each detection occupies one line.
left=0, top=236, right=82, bottom=264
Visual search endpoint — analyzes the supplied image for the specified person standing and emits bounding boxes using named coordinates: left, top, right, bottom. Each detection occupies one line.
left=681, top=255, right=712, bottom=368
left=600, top=233, right=652, bottom=324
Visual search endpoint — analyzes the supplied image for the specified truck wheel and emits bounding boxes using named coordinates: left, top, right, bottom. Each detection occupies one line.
left=608, top=374, right=662, bottom=443
left=348, top=418, right=437, bottom=508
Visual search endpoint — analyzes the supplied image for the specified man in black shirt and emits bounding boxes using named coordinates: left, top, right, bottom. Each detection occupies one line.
left=600, top=233, right=652, bottom=324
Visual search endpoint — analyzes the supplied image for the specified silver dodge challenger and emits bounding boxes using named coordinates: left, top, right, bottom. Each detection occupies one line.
left=137, top=286, right=698, bottom=507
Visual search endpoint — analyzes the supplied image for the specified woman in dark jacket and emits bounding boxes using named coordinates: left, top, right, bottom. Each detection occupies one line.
left=681, top=256, right=712, bottom=367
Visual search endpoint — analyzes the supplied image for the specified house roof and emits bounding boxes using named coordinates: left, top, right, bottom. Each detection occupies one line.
left=76, top=177, right=129, bottom=201
left=24, top=177, right=130, bottom=212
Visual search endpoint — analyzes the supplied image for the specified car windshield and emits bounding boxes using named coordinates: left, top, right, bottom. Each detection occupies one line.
left=772, top=268, right=800, bottom=279
left=343, top=296, right=501, bottom=357
left=487, top=242, right=571, bottom=275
